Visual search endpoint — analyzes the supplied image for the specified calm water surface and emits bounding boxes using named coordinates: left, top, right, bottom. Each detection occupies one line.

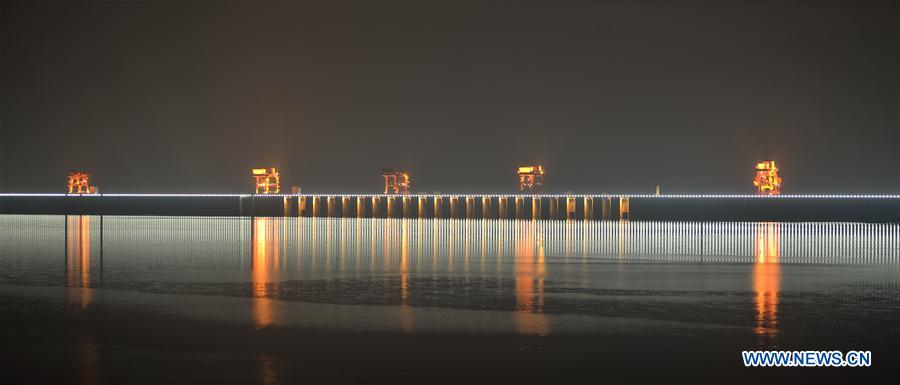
left=1, top=215, right=898, bottom=383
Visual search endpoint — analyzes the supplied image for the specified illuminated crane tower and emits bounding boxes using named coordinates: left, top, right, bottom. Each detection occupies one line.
left=517, top=165, right=544, bottom=192
left=252, top=168, right=280, bottom=194
left=381, top=168, right=411, bottom=194
left=753, top=160, right=782, bottom=195
left=66, top=171, right=97, bottom=194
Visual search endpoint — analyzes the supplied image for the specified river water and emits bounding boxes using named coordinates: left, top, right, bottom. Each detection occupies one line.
left=1, top=215, right=898, bottom=383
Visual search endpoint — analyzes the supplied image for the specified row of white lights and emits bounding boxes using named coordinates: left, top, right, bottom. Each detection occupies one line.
left=2, top=193, right=900, bottom=199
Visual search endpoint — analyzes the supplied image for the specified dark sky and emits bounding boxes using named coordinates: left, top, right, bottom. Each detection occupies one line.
left=1, top=0, right=898, bottom=194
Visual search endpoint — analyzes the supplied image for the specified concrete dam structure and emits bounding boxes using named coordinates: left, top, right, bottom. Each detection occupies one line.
left=2, top=194, right=899, bottom=223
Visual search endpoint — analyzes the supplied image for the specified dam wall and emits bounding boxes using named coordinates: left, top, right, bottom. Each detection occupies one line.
left=2, top=194, right=899, bottom=223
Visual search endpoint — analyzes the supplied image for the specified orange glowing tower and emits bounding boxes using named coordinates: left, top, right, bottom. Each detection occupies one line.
left=66, top=171, right=95, bottom=194
left=753, top=160, right=782, bottom=195
left=381, top=168, right=411, bottom=194
left=517, top=165, right=544, bottom=192
left=252, top=168, right=280, bottom=194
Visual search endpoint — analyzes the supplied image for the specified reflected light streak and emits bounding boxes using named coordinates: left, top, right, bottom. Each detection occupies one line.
left=753, top=222, right=780, bottom=348
left=63, top=216, right=102, bottom=382
left=399, top=219, right=414, bottom=332
left=252, top=218, right=280, bottom=329
left=258, top=353, right=279, bottom=385
left=73, top=336, right=102, bottom=384
left=514, top=221, right=549, bottom=335
left=66, top=215, right=92, bottom=308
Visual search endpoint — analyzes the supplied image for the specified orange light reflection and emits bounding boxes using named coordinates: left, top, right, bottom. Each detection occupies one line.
left=753, top=222, right=780, bottom=348
left=66, top=215, right=92, bottom=308
left=252, top=218, right=281, bottom=328
left=514, top=221, right=548, bottom=335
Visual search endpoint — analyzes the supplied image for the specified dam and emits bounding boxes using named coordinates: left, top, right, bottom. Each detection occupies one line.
left=2, top=193, right=899, bottom=223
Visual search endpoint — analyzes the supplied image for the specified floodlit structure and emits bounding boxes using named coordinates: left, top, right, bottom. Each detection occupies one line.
left=381, top=168, right=411, bottom=194
left=517, top=165, right=544, bottom=192
left=753, top=160, right=782, bottom=195
left=252, top=168, right=280, bottom=194
left=67, top=171, right=96, bottom=194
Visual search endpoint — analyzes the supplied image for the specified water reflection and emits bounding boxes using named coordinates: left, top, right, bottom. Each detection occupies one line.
left=398, top=219, right=414, bottom=333
left=2, top=215, right=899, bottom=338
left=252, top=217, right=281, bottom=329
left=4, top=217, right=898, bottom=276
left=258, top=353, right=279, bottom=385
left=753, top=223, right=780, bottom=348
left=66, top=215, right=93, bottom=308
left=66, top=216, right=91, bottom=287
left=63, top=215, right=102, bottom=382
left=251, top=219, right=284, bottom=384
left=514, top=221, right=548, bottom=335
left=72, top=336, right=102, bottom=384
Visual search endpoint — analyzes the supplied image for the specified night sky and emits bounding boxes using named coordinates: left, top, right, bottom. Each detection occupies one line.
left=1, top=0, right=897, bottom=194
